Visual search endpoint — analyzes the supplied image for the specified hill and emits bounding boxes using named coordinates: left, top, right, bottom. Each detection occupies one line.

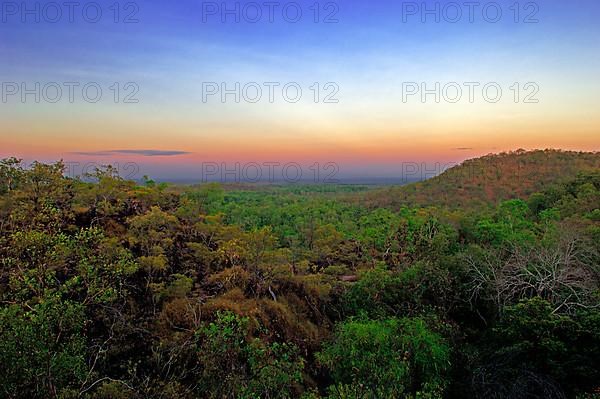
left=361, top=149, right=600, bottom=209
left=0, top=154, right=599, bottom=397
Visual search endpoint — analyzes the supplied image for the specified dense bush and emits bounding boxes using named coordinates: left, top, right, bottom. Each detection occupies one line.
left=317, top=317, right=450, bottom=398
left=0, top=153, right=598, bottom=398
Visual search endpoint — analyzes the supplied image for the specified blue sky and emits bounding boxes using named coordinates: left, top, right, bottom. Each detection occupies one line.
left=1, top=0, right=599, bottom=180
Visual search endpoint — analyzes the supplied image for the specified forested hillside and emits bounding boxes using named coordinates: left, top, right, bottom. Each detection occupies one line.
left=0, top=153, right=599, bottom=399
left=363, top=149, right=600, bottom=209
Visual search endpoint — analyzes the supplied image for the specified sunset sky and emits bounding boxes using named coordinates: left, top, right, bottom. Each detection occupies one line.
left=1, top=0, right=599, bottom=180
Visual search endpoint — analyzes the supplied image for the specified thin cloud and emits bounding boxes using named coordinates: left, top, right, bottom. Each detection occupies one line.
left=452, top=147, right=474, bottom=151
left=72, top=150, right=191, bottom=157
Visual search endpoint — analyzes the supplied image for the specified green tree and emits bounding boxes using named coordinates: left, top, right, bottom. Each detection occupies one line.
left=0, top=297, right=87, bottom=398
left=196, top=311, right=304, bottom=398
left=317, top=317, right=450, bottom=398
left=474, top=298, right=600, bottom=398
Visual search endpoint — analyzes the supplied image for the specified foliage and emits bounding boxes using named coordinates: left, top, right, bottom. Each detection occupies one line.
left=0, top=296, right=87, bottom=398
left=0, top=152, right=598, bottom=398
left=196, top=311, right=304, bottom=398
left=317, top=317, right=450, bottom=397
left=473, top=297, right=600, bottom=398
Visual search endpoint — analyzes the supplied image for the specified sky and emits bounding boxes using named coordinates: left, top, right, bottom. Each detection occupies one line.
left=1, top=0, right=599, bottom=181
